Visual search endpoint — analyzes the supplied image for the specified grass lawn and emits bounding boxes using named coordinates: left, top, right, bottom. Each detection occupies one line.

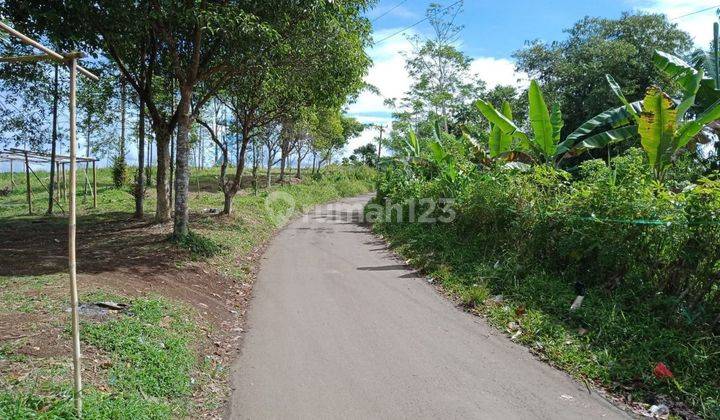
left=0, top=164, right=375, bottom=419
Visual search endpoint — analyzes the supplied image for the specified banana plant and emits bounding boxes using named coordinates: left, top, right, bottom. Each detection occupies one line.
left=475, top=80, right=565, bottom=164
left=564, top=50, right=720, bottom=154
left=488, top=101, right=514, bottom=158
left=403, top=130, right=421, bottom=158
left=638, top=83, right=720, bottom=180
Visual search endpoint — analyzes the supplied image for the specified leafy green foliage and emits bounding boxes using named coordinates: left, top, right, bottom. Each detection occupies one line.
left=639, top=87, right=677, bottom=179
left=514, top=12, right=693, bottom=133
left=172, top=231, right=224, bottom=259
left=372, top=148, right=720, bottom=416
left=488, top=101, right=514, bottom=158
left=111, top=155, right=128, bottom=189
left=352, top=143, right=377, bottom=167
left=475, top=80, right=566, bottom=163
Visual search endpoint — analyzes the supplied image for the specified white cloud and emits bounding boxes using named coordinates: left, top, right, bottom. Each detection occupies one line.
left=633, top=0, right=719, bottom=47
left=346, top=29, right=415, bottom=123
left=470, top=57, right=529, bottom=89
left=344, top=29, right=527, bottom=157
left=346, top=126, right=380, bottom=157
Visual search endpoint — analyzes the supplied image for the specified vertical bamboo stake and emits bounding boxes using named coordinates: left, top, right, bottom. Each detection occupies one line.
left=56, top=162, right=61, bottom=203
left=9, top=159, right=14, bottom=190
left=24, top=153, right=31, bottom=215
left=67, top=55, right=83, bottom=416
left=92, top=161, right=97, bottom=208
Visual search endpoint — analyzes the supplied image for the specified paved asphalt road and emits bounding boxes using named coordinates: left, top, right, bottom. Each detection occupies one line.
left=228, top=195, right=627, bottom=419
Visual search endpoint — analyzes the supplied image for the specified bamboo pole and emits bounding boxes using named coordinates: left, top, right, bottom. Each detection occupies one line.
left=0, top=22, right=98, bottom=81
left=61, top=163, right=67, bottom=202
left=9, top=159, right=14, bottom=190
left=0, top=54, right=53, bottom=63
left=92, top=161, right=97, bottom=208
left=67, top=56, right=83, bottom=416
left=24, top=153, right=31, bottom=215
left=56, top=162, right=61, bottom=202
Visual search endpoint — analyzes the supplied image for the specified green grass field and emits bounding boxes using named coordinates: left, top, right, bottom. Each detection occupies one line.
left=0, top=164, right=375, bottom=419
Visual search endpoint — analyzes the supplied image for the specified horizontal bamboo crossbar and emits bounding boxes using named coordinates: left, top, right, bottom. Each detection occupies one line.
left=0, top=22, right=98, bottom=81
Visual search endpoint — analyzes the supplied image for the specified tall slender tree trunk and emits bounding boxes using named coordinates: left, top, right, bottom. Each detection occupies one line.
left=251, top=136, right=259, bottom=194
left=279, top=152, right=287, bottom=182
left=296, top=147, right=302, bottom=179
left=135, top=97, right=146, bottom=218
left=120, top=78, right=126, bottom=157
left=155, top=130, right=172, bottom=223
left=266, top=148, right=273, bottom=188
left=47, top=64, right=59, bottom=215
left=173, top=86, right=193, bottom=236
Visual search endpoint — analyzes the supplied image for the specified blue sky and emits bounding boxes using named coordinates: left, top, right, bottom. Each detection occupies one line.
left=346, top=0, right=720, bottom=153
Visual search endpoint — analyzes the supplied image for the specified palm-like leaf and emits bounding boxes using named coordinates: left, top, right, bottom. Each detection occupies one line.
left=606, top=75, right=639, bottom=122
left=639, top=87, right=677, bottom=178
left=677, top=97, right=720, bottom=148
left=562, top=102, right=641, bottom=149
left=475, top=99, right=528, bottom=142
left=404, top=130, right=421, bottom=158
left=489, top=101, right=514, bottom=158
left=576, top=125, right=638, bottom=150
left=528, top=80, right=555, bottom=159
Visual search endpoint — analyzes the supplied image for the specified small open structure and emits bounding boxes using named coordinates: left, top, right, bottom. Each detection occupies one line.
left=0, top=148, right=98, bottom=214
left=0, top=21, right=99, bottom=415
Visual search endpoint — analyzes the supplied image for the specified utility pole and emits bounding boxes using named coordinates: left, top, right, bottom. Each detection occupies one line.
left=375, top=124, right=385, bottom=163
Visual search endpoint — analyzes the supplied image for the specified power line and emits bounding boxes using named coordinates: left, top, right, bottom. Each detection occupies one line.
left=670, top=4, right=720, bottom=20
left=372, top=0, right=409, bottom=23
left=374, top=0, right=462, bottom=45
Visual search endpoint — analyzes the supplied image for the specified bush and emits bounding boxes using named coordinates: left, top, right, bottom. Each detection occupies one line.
left=372, top=147, right=720, bottom=416
left=173, top=231, right=223, bottom=258
left=111, top=154, right=128, bottom=188
left=376, top=148, right=720, bottom=311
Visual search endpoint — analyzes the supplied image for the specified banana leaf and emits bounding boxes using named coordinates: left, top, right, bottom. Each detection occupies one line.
left=677, top=97, right=720, bottom=148
left=475, top=99, right=529, bottom=142
left=528, top=80, right=555, bottom=158
left=577, top=125, right=638, bottom=150
left=561, top=102, right=642, bottom=150
left=606, top=74, right=639, bottom=121
left=639, top=87, right=678, bottom=175
left=489, top=101, right=514, bottom=158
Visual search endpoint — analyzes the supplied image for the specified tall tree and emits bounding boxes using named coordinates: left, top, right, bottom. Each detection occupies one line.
left=514, top=12, right=693, bottom=134
left=402, top=1, right=484, bottom=131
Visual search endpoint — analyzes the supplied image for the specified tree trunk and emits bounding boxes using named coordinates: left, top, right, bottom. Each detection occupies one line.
left=47, top=64, right=58, bottom=215
left=296, top=148, right=302, bottom=179
left=135, top=97, right=146, bottom=218
left=155, top=129, right=172, bottom=223
left=173, top=86, right=193, bottom=236
left=221, top=121, right=251, bottom=215
left=279, top=154, right=286, bottom=182
left=222, top=192, right=233, bottom=215
left=120, top=78, right=126, bottom=157
left=251, top=137, right=259, bottom=194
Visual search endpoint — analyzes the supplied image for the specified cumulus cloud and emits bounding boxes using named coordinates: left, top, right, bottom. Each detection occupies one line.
left=344, top=29, right=527, bottom=157
left=470, top=57, right=529, bottom=89
left=633, top=0, right=718, bottom=47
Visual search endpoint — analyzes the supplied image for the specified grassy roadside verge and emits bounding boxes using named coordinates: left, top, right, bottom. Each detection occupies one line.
left=0, top=165, right=375, bottom=419
left=370, top=210, right=719, bottom=419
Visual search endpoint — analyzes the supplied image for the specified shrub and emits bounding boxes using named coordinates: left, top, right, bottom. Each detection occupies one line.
left=172, top=231, right=223, bottom=258
left=111, top=155, right=128, bottom=188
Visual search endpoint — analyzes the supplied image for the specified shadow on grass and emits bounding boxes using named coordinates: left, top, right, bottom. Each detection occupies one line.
left=0, top=211, right=176, bottom=277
